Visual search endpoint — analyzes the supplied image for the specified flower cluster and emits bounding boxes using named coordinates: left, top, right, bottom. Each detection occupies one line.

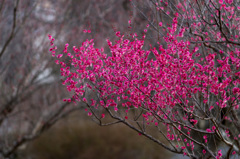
left=48, top=0, right=240, bottom=158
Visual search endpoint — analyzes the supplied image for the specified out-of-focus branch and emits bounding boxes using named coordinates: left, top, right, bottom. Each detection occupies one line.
left=0, top=0, right=5, bottom=16
left=0, top=0, right=19, bottom=59
left=0, top=101, right=72, bottom=158
left=0, top=83, right=45, bottom=126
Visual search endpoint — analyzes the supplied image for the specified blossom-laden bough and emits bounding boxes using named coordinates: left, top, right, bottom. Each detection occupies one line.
left=49, top=0, right=240, bottom=158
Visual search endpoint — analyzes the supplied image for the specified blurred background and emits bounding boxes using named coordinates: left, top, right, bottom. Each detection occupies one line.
left=0, top=0, right=180, bottom=158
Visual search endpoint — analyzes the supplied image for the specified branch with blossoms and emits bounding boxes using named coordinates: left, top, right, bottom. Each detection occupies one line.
left=49, top=0, right=240, bottom=158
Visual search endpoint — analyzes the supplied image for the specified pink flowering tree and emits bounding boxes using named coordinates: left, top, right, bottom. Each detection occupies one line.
left=49, top=0, right=240, bottom=158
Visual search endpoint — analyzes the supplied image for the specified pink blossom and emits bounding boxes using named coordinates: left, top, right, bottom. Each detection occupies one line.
left=217, top=150, right=222, bottom=158
left=181, top=146, right=186, bottom=150
left=203, top=149, right=206, bottom=154
left=88, top=112, right=92, bottom=116
left=233, top=87, right=240, bottom=94
left=225, top=0, right=233, bottom=4
left=101, top=113, right=105, bottom=118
